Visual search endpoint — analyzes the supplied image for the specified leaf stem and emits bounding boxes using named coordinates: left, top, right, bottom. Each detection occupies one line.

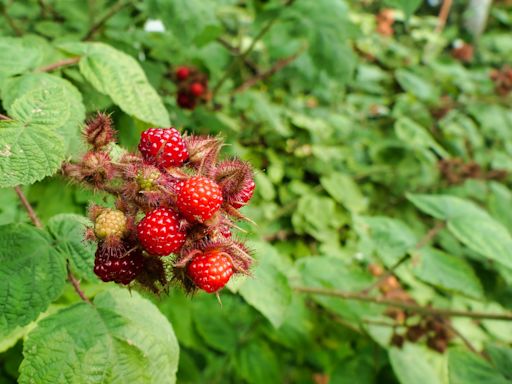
left=0, top=113, right=12, bottom=121
left=294, top=286, right=512, bottom=321
left=14, top=186, right=43, bottom=228
left=67, top=262, right=92, bottom=304
left=37, top=57, right=81, bottom=72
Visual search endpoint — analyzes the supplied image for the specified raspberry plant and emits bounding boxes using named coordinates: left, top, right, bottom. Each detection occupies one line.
left=1, top=1, right=512, bottom=384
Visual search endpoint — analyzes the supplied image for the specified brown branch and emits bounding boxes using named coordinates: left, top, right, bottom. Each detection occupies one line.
left=37, top=57, right=81, bottom=72
left=66, top=262, right=91, bottom=304
left=82, top=0, right=130, bottom=41
left=233, top=49, right=304, bottom=94
left=435, top=0, right=453, bottom=34
left=212, top=0, right=297, bottom=98
left=294, top=286, right=512, bottom=321
left=0, top=113, right=12, bottom=121
left=360, top=222, right=445, bottom=294
left=15, top=186, right=43, bottom=228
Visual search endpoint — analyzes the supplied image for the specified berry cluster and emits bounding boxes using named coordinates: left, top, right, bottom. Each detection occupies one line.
left=174, top=66, right=209, bottom=110
left=63, top=113, right=255, bottom=294
left=368, top=264, right=453, bottom=353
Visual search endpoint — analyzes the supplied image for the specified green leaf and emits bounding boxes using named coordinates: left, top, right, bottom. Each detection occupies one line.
left=237, top=244, right=292, bottom=328
left=0, top=85, right=70, bottom=188
left=60, top=42, right=170, bottom=127
left=0, top=37, right=41, bottom=77
left=485, top=344, right=512, bottom=380
left=408, top=194, right=512, bottom=269
left=384, top=0, right=422, bottom=17
left=448, top=348, right=510, bottom=384
left=47, top=214, right=97, bottom=281
left=19, top=288, right=179, bottom=384
left=389, top=344, right=445, bottom=384
left=395, top=117, right=448, bottom=158
left=236, top=342, right=281, bottom=384
left=0, top=224, right=66, bottom=337
left=320, top=173, right=368, bottom=213
left=395, top=69, right=440, bottom=102
left=356, top=216, right=417, bottom=266
left=413, top=248, right=483, bottom=299
left=2, top=73, right=86, bottom=156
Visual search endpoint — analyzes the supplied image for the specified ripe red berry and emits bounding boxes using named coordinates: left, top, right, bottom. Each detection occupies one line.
left=176, top=176, right=223, bottom=222
left=138, top=128, right=189, bottom=168
left=177, top=91, right=196, bottom=110
left=176, top=66, right=191, bottom=81
left=231, top=179, right=255, bottom=208
left=137, top=208, right=186, bottom=256
left=186, top=250, right=234, bottom=293
left=189, top=82, right=205, bottom=97
left=94, top=248, right=143, bottom=285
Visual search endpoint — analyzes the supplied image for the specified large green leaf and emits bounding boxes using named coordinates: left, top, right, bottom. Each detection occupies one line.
left=320, top=173, right=368, bottom=213
left=0, top=86, right=70, bottom=188
left=236, top=342, right=281, bottom=384
left=0, top=37, right=41, bottom=77
left=408, top=194, right=512, bottom=269
left=59, top=42, right=170, bottom=127
left=448, top=348, right=510, bottom=384
left=2, top=73, right=86, bottom=155
left=19, top=288, right=179, bottom=384
left=47, top=214, right=97, bottom=281
left=0, top=224, right=66, bottom=337
left=395, top=117, right=448, bottom=158
left=413, top=248, right=483, bottom=299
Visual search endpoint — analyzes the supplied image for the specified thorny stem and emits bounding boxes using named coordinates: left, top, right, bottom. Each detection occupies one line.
left=294, top=286, right=512, bottom=321
left=67, top=262, right=92, bottom=304
left=82, top=0, right=131, bottom=41
left=360, top=221, right=445, bottom=294
left=37, top=57, right=81, bottom=72
left=211, top=0, right=296, bottom=98
left=14, top=186, right=43, bottom=228
left=14, top=186, right=91, bottom=304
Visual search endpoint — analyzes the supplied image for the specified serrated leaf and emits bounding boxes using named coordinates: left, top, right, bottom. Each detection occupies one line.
left=448, top=348, right=510, bottom=384
left=0, top=224, right=66, bottom=336
left=0, top=37, right=41, bottom=77
left=413, top=248, right=483, bottom=299
left=47, top=214, right=97, bottom=281
left=19, top=288, right=179, bottom=384
left=2, top=73, right=86, bottom=155
left=60, top=42, right=169, bottom=127
left=408, top=194, right=512, bottom=269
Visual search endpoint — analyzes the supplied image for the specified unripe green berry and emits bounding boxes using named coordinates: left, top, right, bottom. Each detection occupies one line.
left=94, top=209, right=127, bottom=239
left=137, top=171, right=160, bottom=191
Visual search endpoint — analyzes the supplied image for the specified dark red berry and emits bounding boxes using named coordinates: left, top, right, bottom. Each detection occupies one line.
left=176, top=176, right=223, bottom=222
left=231, top=179, right=255, bottom=208
left=187, top=250, right=234, bottom=293
left=138, top=128, right=189, bottom=168
left=137, top=208, right=186, bottom=256
left=177, top=91, right=196, bottom=109
left=190, top=82, right=205, bottom=97
left=176, top=66, right=191, bottom=81
left=94, top=247, right=143, bottom=285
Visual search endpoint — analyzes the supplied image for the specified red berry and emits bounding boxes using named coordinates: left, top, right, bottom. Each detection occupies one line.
left=189, top=82, right=205, bottom=97
left=176, top=66, right=191, bottom=81
left=232, top=179, right=255, bottom=208
left=138, top=128, right=189, bottom=168
left=137, top=208, right=186, bottom=256
left=94, top=247, right=143, bottom=285
left=177, top=91, right=196, bottom=110
left=176, top=176, right=223, bottom=222
left=187, top=250, right=234, bottom=293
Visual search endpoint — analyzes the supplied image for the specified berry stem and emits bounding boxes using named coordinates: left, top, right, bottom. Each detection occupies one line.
left=294, top=286, right=512, bottom=321
left=14, top=186, right=43, bottom=228
left=66, top=261, right=92, bottom=304
left=359, top=221, right=445, bottom=294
